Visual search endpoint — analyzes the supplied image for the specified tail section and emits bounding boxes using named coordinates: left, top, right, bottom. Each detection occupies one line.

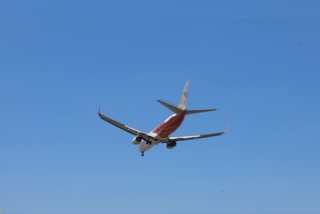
left=157, top=99, right=182, bottom=114
left=186, top=108, right=216, bottom=115
left=178, top=80, right=190, bottom=110
left=158, top=81, right=217, bottom=115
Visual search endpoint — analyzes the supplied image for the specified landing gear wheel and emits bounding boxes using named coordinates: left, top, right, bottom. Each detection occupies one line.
left=141, top=152, right=144, bottom=157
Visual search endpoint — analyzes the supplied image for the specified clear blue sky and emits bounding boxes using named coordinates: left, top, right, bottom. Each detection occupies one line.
left=1, top=1, right=320, bottom=214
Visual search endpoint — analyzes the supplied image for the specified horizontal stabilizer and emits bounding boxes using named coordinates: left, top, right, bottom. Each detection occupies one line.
left=158, top=99, right=216, bottom=115
left=186, top=109, right=217, bottom=115
left=157, top=99, right=182, bottom=114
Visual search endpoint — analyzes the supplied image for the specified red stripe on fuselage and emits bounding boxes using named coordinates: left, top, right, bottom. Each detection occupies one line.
left=152, top=110, right=186, bottom=138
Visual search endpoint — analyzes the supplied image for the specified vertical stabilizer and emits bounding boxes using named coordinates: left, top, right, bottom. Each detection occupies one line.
left=178, top=80, right=190, bottom=110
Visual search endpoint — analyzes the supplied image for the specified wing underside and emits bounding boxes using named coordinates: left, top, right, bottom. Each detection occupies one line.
left=98, top=111, right=142, bottom=136
left=98, top=110, right=158, bottom=141
left=166, top=131, right=225, bottom=142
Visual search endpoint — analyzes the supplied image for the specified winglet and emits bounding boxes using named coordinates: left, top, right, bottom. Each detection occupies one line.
left=224, top=123, right=230, bottom=133
left=98, top=105, right=102, bottom=116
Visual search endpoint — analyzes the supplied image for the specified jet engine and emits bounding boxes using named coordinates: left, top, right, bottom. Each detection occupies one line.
left=166, top=141, right=177, bottom=149
left=132, top=136, right=142, bottom=145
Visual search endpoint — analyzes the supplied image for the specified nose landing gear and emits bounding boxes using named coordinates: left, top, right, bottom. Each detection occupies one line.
left=141, top=152, right=144, bottom=157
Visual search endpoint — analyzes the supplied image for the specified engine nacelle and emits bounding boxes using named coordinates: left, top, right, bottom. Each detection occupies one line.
left=166, top=141, right=177, bottom=149
left=132, top=136, right=142, bottom=145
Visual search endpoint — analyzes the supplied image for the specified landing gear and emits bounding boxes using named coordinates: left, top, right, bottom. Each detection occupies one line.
left=141, top=152, right=144, bottom=157
left=146, top=140, right=152, bottom=145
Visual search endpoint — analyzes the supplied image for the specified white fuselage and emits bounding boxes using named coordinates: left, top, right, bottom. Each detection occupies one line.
left=135, top=111, right=186, bottom=153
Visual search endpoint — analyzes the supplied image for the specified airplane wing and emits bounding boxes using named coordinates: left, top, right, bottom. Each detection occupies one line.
left=98, top=108, right=159, bottom=141
left=98, top=109, right=142, bottom=136
left=167, top=131, right=225, bottom=142
left=166, top=124, right=229, bottom=142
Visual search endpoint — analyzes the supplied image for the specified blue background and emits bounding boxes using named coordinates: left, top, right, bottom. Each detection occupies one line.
left=1, top=1, right=320, bottom=214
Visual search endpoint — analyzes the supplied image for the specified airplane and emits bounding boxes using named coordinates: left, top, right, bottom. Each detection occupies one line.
left=98, top=81, right=227, bottom=156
